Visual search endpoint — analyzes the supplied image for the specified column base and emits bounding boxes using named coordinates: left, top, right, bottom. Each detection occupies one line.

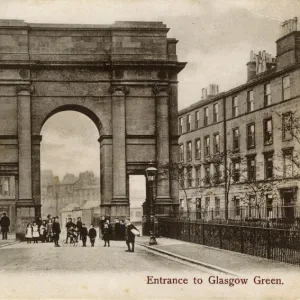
left=100, top=203, right=130, bottom=221
left=155, top=202, right=174, bottom=216
left=112, top=196, right=129, bottom=204
left=15, top=205, right=36, bottom=241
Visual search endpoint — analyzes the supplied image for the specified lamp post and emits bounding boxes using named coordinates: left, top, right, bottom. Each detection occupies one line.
left=146, top=166, right=158, bottom=245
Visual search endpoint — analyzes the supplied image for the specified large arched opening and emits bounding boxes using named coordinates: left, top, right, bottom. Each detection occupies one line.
left=40, top=108, right=100, bottom=230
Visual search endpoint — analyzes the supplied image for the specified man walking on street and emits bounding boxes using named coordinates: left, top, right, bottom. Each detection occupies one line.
left=76, top=217, right=83, bottom=240
left=125, top=218, right=139, bottom=253
left=0, top=212, right=10, bottom=240
left=52, top=217, right=61, bottom=247
left=81, top=223, right=88, bottom=247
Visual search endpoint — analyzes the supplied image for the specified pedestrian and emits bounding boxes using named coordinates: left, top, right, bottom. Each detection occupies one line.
left=52, top=217, right=61, bottom=247
left=103, top=219, right=112, bottom=247
left=76, top=217, right=83, bottom=240
left=32, top=222, right=40, bottom=243
left=100, top=216, right=106, bottom=239
left=81, top=223, right=88, bottom=247
left=65, top=218, right=76, bottom=244
left=120, top=219, right=126, bottom=240
left=114, top=218, right=120, bottom=240
left=0, top=212, right=10, bottom=240
left=125, top=218, right=139, bottom=253
left=46, top=219, right=53, bottom=242
left=25, top=223, right=33, bottom=244
left=39, top=220, right=47, bottom=243
left=88, top=224, right=97, bottom=247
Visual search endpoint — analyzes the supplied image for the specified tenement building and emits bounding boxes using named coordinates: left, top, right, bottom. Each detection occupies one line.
left=178, top=18, right=300, bottom=221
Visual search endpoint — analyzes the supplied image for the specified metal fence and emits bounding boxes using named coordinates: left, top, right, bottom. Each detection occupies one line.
left=176, top=205, right=300, bottom=225
left=158, top=218, right=300, bottom=266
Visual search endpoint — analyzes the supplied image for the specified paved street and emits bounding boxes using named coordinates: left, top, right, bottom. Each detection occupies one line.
left=0, top=238, right=211, bottom=273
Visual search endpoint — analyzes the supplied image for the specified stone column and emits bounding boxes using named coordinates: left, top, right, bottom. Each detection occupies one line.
left=16, top=85, right=35, bottom=239
left=99, top=136, right=113, bottom=217
left=32, top=135, right=42, bottom=217
left=153, top=85, right=172, bottom=206
left=110, top=85, right=129, bottom=218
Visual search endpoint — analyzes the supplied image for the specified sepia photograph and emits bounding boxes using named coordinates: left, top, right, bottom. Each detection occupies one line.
left=0, top=0, right=300, bottom=299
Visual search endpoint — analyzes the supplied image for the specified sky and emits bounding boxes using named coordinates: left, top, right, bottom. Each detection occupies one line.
left=1, top=0, right=299, bottom=181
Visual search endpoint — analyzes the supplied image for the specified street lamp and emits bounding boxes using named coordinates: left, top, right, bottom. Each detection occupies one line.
left=146, top=166, right=158, bottom=245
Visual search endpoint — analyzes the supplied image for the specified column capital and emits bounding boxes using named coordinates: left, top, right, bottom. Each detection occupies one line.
left=16, top=85, right=34, bottom=95
left=109, top=85, right=129, bottom=95
left=152, top=85, right=171, bottom=97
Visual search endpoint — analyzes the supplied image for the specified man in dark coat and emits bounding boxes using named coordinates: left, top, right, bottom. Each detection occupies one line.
left=125, top=218, right=139, bottom=253
left=81, top=223, right=88, bottom=247
left=65, top=218, right=75, bottom=244
left=0, top=212, right=10, bottom=240
left=52, top=217, right=61, bottom=247
left=88, top=225, right=97, bottom=247
left=76, top=217, right=83, bottom=240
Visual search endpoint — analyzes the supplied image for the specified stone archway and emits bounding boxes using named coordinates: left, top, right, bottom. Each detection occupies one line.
left=0, top=20, right=186, bottom=238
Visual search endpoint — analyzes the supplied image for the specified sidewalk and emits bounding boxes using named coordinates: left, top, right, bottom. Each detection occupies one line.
left=136, top=236, right=300, bottom=275
left=0, top=234, right=19, bottom=248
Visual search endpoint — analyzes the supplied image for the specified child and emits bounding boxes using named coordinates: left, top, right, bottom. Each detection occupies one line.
left=88, top=225, right=97, bottom=247
left=32, top=222, right=40, bottom=243
left=25, top=223, right=33, bottom=244
left=39, top=220, right=47, bottom=243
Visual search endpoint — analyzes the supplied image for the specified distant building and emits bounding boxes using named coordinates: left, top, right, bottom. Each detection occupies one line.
left=41, top=171, right=100, bottom=218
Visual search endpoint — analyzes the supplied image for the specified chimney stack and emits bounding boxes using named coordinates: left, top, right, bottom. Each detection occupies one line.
left=201, top=84, right=219, bottom=100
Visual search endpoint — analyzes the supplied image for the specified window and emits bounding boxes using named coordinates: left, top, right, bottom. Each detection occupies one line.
left=264, top=118, right=273, bottom=145
left=233, top=161, right=240, bottom=182
left=0, top=177, right=14, bottom=197
left=264, top=152, right=274, bottom=179
left=234, top=196, right=240, bottom=217
left=283, top=75, right=290, bottom=100
left=214, top=133, right=220, bottom=154
left=204, top=165, right=210, bottom=185
left=204, top=136, right=210, bottom=156
left=215, top=197, right=220, bottom=216
left=247, top=90, right=254, bottom=112
left=195, top=111, right=200, bottom=129
left=195, top=167, right=201, bottom=187
left=179, top=117, right=183, bottom=134
left=232, top=128, right=239, bottom=151
left=180, top=199, right=185, bottom=210
left=196, top=198, right=202, bottom=219
left=179, top=144, right=184, bottom=162
left=214, top=163, right=221, bottom=184
left=247, top=155, right=256, bottom=181
left=282, top=112, right=293, bottom=140
left=283, top=149, right=293, bottom=178
left=264, top=83, right=271, bottom=106
left=187, top=167, right=193, bottom=188
left=266, top=194, right=273, bottom=217
left=186, top=141, right=192, bottom=161
left=187, top=114, right=191, bottom=132
left=213, top=103, right=219, bottom=123
left=195, top=139, right=201, bottom=159
left=247, top=123, right=255, bottom=149
left=205, top=197, right=210, bottom=210
left=204, top=107, right=209, bottom=126
left=232, top=96, right=238, bottom=117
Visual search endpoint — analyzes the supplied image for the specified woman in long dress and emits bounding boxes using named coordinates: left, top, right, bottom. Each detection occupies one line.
left=25, top=223, right=33, bottom=244
left=32, top=222, right=40, bottom=243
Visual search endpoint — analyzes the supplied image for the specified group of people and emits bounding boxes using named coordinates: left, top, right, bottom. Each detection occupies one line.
left=100, top=217, right=139, bottom=252
left=24, top=214, right=139, bottom=252
left=0, top=212, right=10, bottom=240
left=65, top=217, right=97, bottom=247
left=25, top=215, right=61, bottom=246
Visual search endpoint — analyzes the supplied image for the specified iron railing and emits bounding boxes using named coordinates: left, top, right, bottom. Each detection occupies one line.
left=158, top=217, right=300, bottom=266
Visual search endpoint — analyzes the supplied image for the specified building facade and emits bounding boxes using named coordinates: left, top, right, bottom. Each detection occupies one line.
left=178, top=18, right=300, bottom=221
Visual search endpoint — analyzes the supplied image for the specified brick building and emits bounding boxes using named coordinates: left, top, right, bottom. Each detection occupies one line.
left=178, top=18, right=300, bottom=221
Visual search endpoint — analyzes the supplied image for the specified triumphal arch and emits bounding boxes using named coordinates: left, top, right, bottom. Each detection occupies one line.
left=0, top=20, right=185, bottom=238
